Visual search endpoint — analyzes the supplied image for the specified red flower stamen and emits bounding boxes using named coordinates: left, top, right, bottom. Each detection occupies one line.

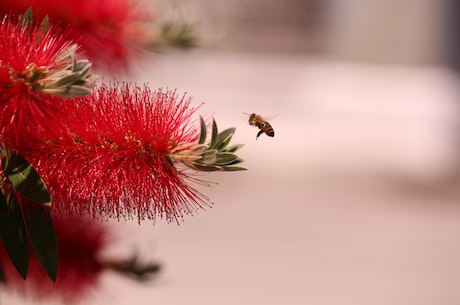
left=28, top=83, right=212, bottom=223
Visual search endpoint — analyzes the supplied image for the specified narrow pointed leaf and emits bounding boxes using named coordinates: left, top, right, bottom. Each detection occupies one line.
left=216, top=133, right=234, bottom=152
left=208, top=119, right=219, bottom=149
left=164, top=155, right=178, bottom=175
left=39, top=15, right=49, bottom=34
left=214, top=152, right=239, bottom=165
left=225, top=144, right=245, bottom=153
left=75, top=60, right=92, bottom=77
left=20, top=7, right=33, bottom=29
left=23, top=207, right=58, bottom=281
left=54, top=72, right=81, bottom=88
left=0, top=193, right=29, bottom=279
left=224, top=157, right=244, bottom=166
left=198, top=116, right=207, bottom=145
left=215, top=128, right=235, bottom=151
left=199, top=149, right=218, bottom=164
left=184, top=163, right=222, bottom=171
left=62, top=85, right=91, bottom=97
left=2, top=150, right=51, bottom=206
left=56, top=44, right=77, bottom=61
left=222, top=166, right=248, bottom=171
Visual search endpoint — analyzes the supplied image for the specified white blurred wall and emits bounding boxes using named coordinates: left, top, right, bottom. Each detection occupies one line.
left=326, top=0, right=444, bottom=64
left=152, top=0, right=447, bottom=64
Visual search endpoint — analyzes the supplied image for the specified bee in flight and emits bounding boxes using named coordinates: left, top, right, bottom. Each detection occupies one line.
left=245, top=113, right=275, bottom=139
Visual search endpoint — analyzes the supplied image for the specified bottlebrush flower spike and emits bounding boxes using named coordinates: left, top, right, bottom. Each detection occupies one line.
left=0, top=12, right=95, bottom=149
left=28, top=83, right=246, bottom=223
left=0, top=0, right=151, bottom=71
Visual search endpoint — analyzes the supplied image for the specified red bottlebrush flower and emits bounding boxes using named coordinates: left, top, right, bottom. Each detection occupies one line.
left=0, top=215, right=107, bottom=304
left=28, top=83, right=211, bottom=223
left=0, top=14, right=94, bottom=150
left=0, top=0, right=151, bottom=71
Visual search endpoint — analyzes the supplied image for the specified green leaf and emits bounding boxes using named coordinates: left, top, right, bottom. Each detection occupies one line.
left=184, top=163, right=222, bottom=172
left=215, top=128, right=235, bottom=151
left=56, top=44, right=77, bottom=61
left=225, top=157, right=244, bottom=166
left=222, top=166, right=248, bottom=171
left=75, top=60, right=92, bottom=77
left=54, top=72, right=82, bottom=88
left=208, top=119, right=218, bottom=149
left=164, top=155, right=177, bottom=175
left=199, top=149, right=218, bottom=164
left=216, top=134, right=233, bottom=152
left=214, top=152, right=240, bottom=165
left=62, top=85, right=92, bottom=98
left=198, top=116, right=207, bottom=145
left=20, top=7, right=33, bottom=29
left=39, top=15, right=49, bottom=34
left=0, top=193, right=30, bottom=279
left=224, top=144, right=245, bottom=153
left=2, top=150, right=51, bottom=206
left=23, top=207, right=58, bottom=282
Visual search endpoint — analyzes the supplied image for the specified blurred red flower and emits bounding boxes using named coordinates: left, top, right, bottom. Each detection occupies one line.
left=28, top=83, right=211, bottom=223
left=0, top=0, right=151, bottom=71
left=0, top=215, right=108, bottom=304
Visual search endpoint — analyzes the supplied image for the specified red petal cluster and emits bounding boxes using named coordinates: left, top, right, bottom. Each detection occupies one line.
left=0, top=215, right=108, bottom=304
left=0, top=0, right=150, bottom=71
left=28, top=84, right=211, bottom=223
left=0, top=15, right=73, bottom=149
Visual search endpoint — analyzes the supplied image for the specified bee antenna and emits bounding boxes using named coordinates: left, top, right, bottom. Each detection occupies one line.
left=243, top=112, right=250, bottom=116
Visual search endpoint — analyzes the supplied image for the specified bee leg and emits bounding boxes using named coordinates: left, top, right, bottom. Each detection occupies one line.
left=256, top=130, right=264, bottom=139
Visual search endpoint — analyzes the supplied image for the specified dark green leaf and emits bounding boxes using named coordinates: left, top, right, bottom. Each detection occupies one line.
left=214, top=153, right=240, bottom=165
left=198, top=116, right=207, bottom=145
left=225, top=144, right=245, bottom=153
left=54, top=72, right=81, bottom=87
left=222, top=166, right=248, bottom=171
left=2, top=150, right=51, bottom=206
left=23, top=207, right=57, bottom=281
left=0, top=193, right=29, bottom=279
left=65, top=85, right=92, bottom=97
left=217, top=134, right=233, bottom=152
left=184, top=163, right=222, bottom=171
left=164, top=155, right=177, bottom=175
left=208, top=119, right=219, bottom=149
left=75, top=60, right=92, bottom=77
left=215, top=128, right=235, bottom=151
left=225, top=157, right=244, bottom=166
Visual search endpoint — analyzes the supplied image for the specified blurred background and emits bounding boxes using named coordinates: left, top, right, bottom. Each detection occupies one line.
left=6, top=0, right=460, bottom=304
left=108, top=1, right=460, bottom=305
left=122, top=0, right=460, bottom=305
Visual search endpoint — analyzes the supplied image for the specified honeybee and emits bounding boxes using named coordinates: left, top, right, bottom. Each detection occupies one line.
left=245, top=113, right=275, bottom=139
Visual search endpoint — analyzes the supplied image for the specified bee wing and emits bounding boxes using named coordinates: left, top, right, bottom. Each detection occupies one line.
left=264, top=114, right=277, bottom=121
left=242, top=113, right=277, bottom=121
